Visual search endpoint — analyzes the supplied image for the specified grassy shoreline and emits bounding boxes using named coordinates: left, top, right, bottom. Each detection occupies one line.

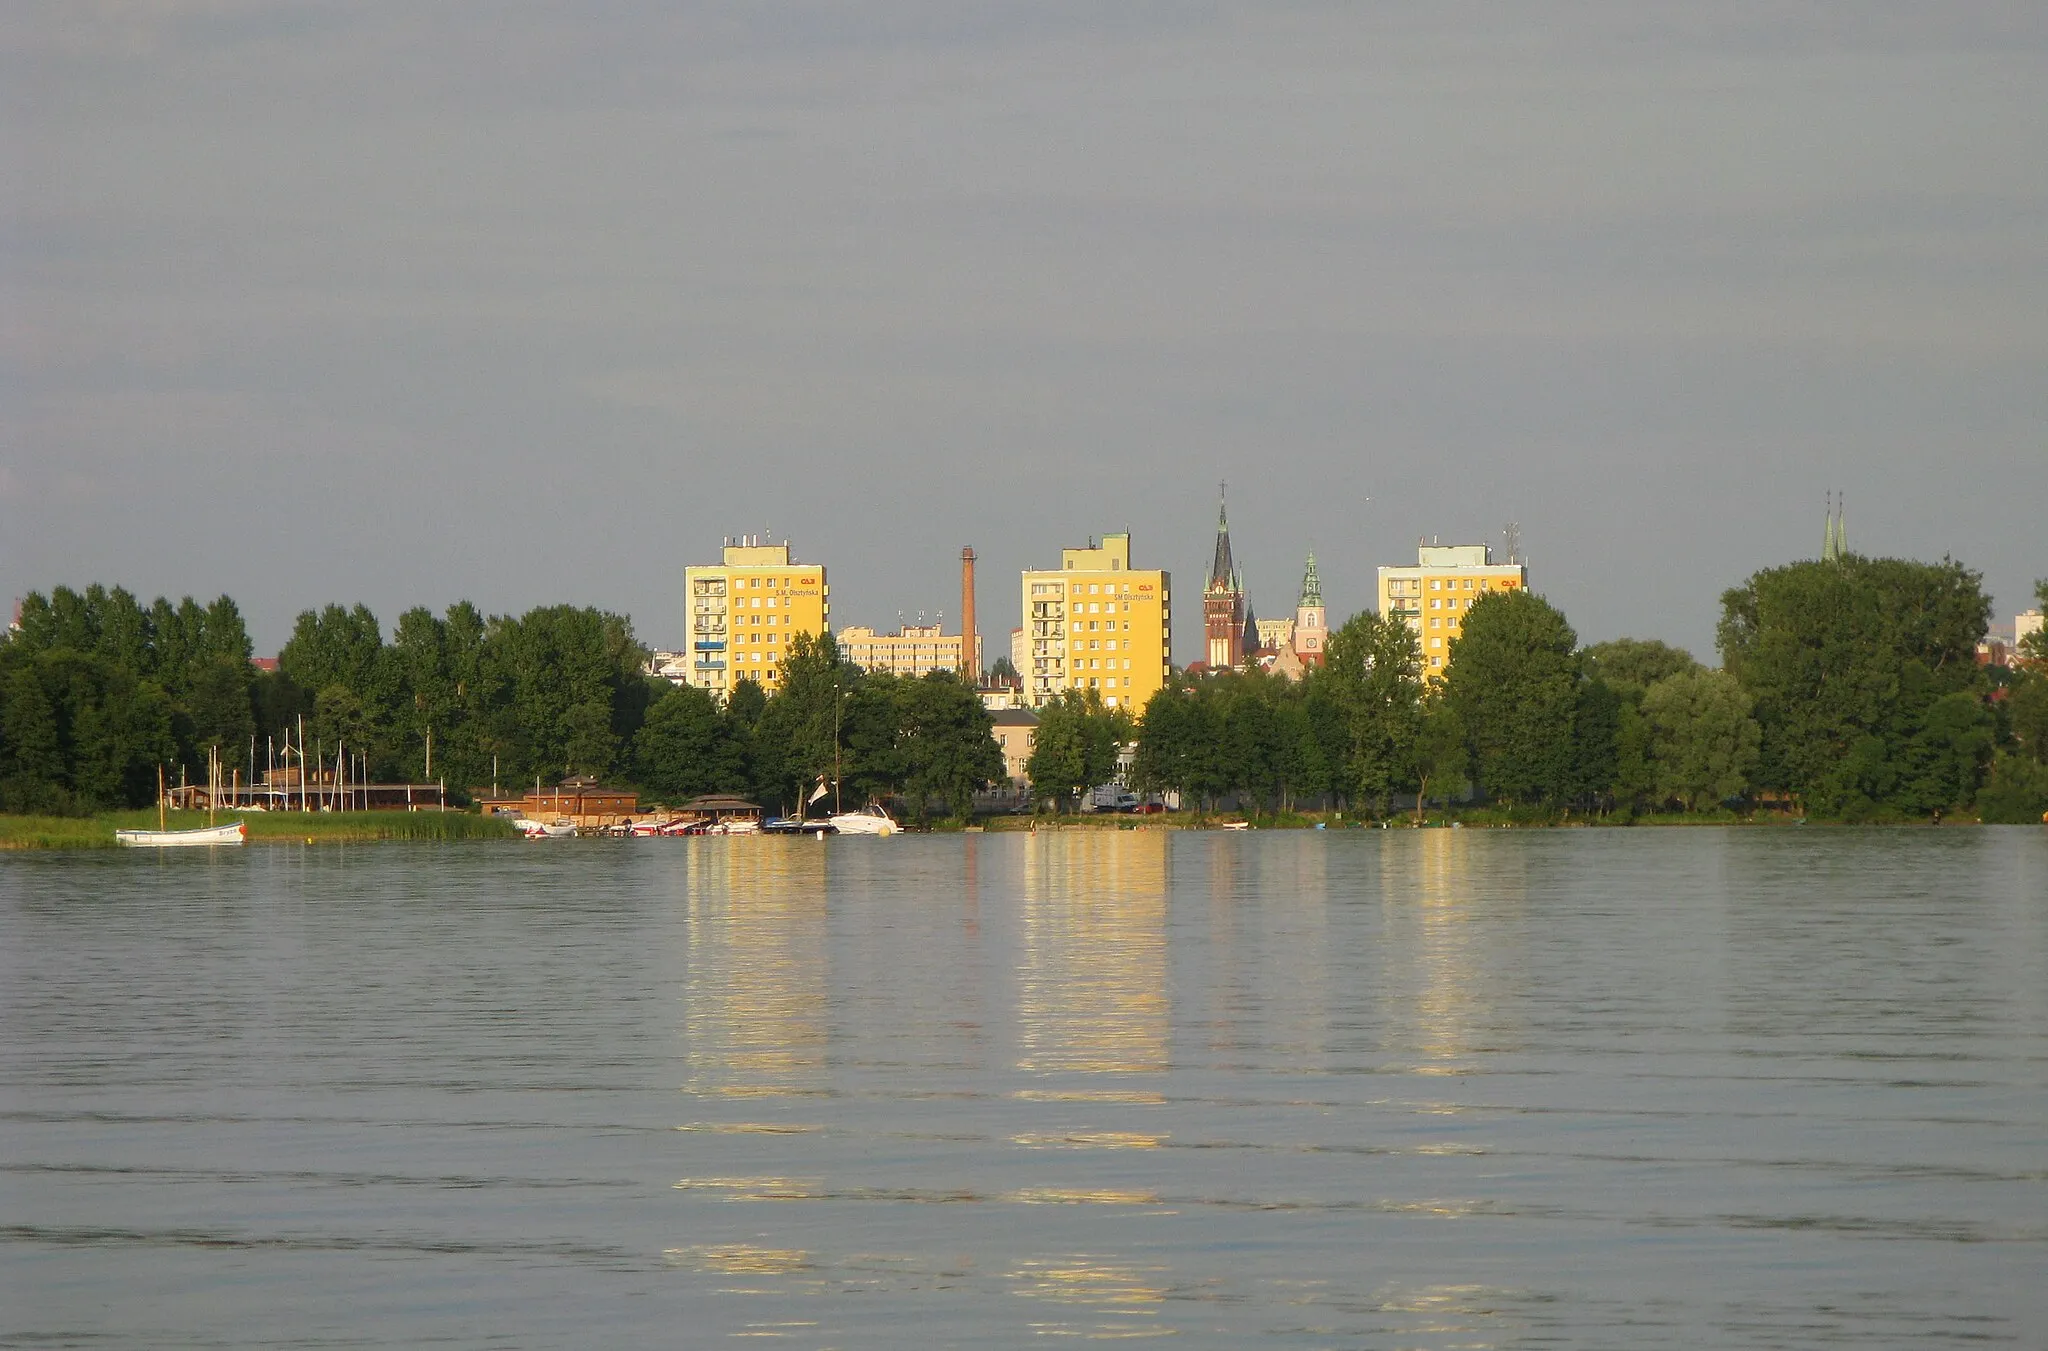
left=0, top=810, right=518, bottom=850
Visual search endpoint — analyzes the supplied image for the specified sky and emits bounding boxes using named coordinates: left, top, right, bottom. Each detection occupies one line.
left=5, top=2, right=2045, bottom=661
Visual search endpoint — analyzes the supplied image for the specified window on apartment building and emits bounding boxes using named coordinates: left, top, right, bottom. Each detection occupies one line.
left=1431, top=579, right=1441, bottom=590
left=1124, top=659, right=1132, bottom=669
left=1432, top=656, right=1443, bottom=667
left=1463, top=579, right=1474, bottom=589
left=1430, top=637, right=1441, bottom=648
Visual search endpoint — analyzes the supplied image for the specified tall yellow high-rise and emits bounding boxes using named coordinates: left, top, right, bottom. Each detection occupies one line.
left=1020, top=532, right=1171, bottom=709
left=683, top=537, right=828, bottom=697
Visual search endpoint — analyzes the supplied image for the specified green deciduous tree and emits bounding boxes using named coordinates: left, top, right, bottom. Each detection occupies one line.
left=1411, top=695, right=1468, bottom=821
left=633, top=684, right=751, bottom=801
left=896, top=671, right=1004, bottom=822
left=1320, top=612, right=1422, bottom=817
left=2007, top=671, right=2048, bottom=765
left=751, top=631, right=849, bottom=811
left=1442, top=590, right=1580, bottom=806
left=1568, top=678, right=1622, bottom=814
left=1582, top=639, right=1702, bottom=693
left=1027, top=689, right=1125, bottom=811
left=1720, top=555, right=1992, bottom=817
left=1640, top=669, right=1762, bottom=811
left=0, top=649, right=174, bottom=813
left=1130, top=680, right=1216, bottom=807
left=185, top=654, right=256, bottom=765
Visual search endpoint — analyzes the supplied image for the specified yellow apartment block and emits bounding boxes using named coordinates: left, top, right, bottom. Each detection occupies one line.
left=835, top=623, right=982, bottom=679
left=1377, top=542, right=1528, bottom=680
left=1021, top=532, right=1171, bottom=710
left=683, top=538, right=829, bottom=697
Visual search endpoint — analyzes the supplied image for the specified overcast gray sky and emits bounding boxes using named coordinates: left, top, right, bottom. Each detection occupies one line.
left=6, top=2, right=2044, bottom=661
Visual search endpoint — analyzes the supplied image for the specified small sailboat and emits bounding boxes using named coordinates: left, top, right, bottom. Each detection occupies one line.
left=116, top=821, right=248, bottom=848
left=117, top=763, right=248, bottom=848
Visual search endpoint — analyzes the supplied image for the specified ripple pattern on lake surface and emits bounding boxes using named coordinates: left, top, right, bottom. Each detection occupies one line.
left=3, top=829, right=2045, bottom=1347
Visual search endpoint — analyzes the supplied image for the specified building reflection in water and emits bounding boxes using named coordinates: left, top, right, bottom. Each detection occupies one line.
left=1382, top=829, right=1521, bottom=1076
left=1194, top=835, right=1331, bottom=1065
left=1015, top=832, right=1170, bottom=1075
left=680, top=840, right=831, bottom=1098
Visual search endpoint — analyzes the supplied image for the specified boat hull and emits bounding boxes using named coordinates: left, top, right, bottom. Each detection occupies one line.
left=115, top=822, right=247, bottom=848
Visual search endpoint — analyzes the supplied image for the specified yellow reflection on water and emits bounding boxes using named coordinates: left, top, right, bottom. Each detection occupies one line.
left=1009, top=1131, right=1167, bottom=1150
left=1002, top=1187, right=1161, bottom=1206
left=681, top=841, right=830, bottom=1098
left=1016, top=832, right=1170, bottom=1074
left=1010, top=1254, right=1173, bottom=1339
left=1198, top=832, right=1331, bottom=1061
left=666, top=1243, right=811, bottom=1275
left=1011, top=1089, right=1166, bottom=1105
left=1381, top=829, right=1519, bottom=1078
left=673, top=1175, right=823, bottom=1201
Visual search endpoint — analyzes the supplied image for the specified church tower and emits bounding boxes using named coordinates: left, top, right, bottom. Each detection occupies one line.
left=1293, top=550, right=1326, bottom=667
left=1203, top=486, right=1247, bottom=670
left=1823, top=491, right=1848, bottom=563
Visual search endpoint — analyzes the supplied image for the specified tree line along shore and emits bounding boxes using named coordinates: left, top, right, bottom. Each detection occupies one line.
left=2, top=555, right=2044, bottom=841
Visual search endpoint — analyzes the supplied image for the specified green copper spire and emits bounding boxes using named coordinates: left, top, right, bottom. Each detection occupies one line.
left=1823, top=491, right=1847, bottom=563
left=1297, top=550, right=1323, bottom=608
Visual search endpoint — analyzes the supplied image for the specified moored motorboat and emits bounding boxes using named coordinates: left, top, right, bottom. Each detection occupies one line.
left=116, top=821, right=247, bottom=848
left=762, top=817, right=835, bottom=836
left=827, top=804, right=898, bottom=836
left=514, top=819, right=577, bottom=838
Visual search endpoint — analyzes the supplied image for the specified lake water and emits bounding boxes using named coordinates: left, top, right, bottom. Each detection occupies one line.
left=3, top=829, right=2045, bottom=1348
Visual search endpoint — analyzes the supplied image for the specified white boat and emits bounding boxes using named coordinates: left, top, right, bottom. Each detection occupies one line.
left=116, top=821, right=247, bottom=848
left=828, top=804, right=898, bottom=836
left=514, top=819, right=577, bottom=838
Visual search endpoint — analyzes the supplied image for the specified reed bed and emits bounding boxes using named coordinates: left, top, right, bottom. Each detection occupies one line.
left=1, top=810, right=518, bottom=849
